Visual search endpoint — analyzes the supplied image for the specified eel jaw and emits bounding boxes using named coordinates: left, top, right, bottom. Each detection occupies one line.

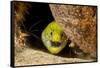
left=42, top=31, right=67, bottom=54
left=50, top=41, right=62, bottom=47
left=44, top=40, right=67, bottom=54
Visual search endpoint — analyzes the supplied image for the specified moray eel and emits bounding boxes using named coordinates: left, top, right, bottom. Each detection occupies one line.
left=42, top=21, right=68, bottom=54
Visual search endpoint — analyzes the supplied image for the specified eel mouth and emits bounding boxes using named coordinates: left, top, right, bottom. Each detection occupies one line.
left=50, top=41, right=63, bottom=47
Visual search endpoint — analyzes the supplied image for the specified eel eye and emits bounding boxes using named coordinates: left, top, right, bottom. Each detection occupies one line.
left=61, top=32, right=64, bottom=37
left=50, top=32, right=53, bottom=35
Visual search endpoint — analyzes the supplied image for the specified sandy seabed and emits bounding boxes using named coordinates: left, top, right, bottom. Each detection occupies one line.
left=15, top=45, right=95, bottom=67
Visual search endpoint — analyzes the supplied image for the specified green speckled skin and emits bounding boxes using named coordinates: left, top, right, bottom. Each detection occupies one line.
left=42, top=21, right=67, bottom=54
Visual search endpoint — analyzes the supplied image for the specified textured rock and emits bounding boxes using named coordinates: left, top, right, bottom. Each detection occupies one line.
left=49, top=4, right=97, bottom=58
